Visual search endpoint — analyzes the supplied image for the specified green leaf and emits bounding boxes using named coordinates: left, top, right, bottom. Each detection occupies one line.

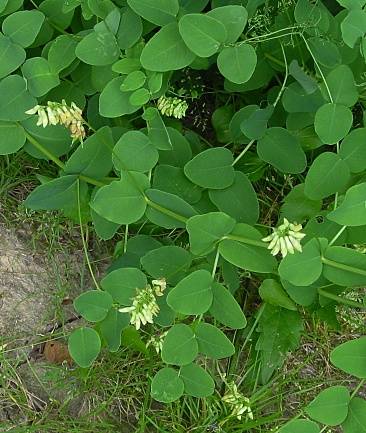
left=0, top=34, right=25, bottom=79
left=112, top=58, right=141, bottom=75
left=2, top=10, right=45, bottom=47
left=207, top=5, right=248, bottom=43
left=151, top=367, right=184, bottom=403
left=99, top=76, right=141, bottom=117
left=281, top=278, right=319, bottom=307
left=256, top=305, right=303, bottom=383
left=229, top=105, right=257, bottom=142
left=74, top=290, right=113, bottom=322
left=141, top=246, right=192, bottom=284
left=304, top=152, right=350, bottom=200
left=101, top=267, right=146, bottom=305
left=129, top=88, right=150, bottom=106
left=24, top=175, right=78, bottom=210
left=241, top=105, right=273, bottom=140
left=339, top=128, right=366, bottom=173
left=213, top=105, right=234, bottom=142
left=140, top=23, right=195, bottom=72
left=161, top=324, right=198, bottom=366
left=328, top=183, right=366, bottom=227
left=324, top=65, right=358, bottom=107
left=180, top=363, right=215, bottom=398
left=21, top=57, right=59, bottom=97
left=342, top=397, right=366, bottom=433
left=341, top=9, right=366, bottom=48
left=217, top=44, right=257, bottom=84
left=305, top=386, right=350, bottom=426
left=280, top=184, right=322, bottom=223
left=48, top=35, right=78, bottom=73
left=338, top=0, right=366, bottom=8
left=289, top=60, right=318, bottom=94
left=323, top=246, right=366, bottom=287
left=145, top=188, right=197, bottom=229
left=187, top=212, right=235, bottom=256
left=100, top=308, right=130, bottom=352
left=87, top=0, right=116, bottom=19
left=219, top=239, right=276, bottom=273
left=0, top=121, right=26, bottom=155
left=278, top=238, right=323, bottom=286
left=127, top=0, right=179, bottom=26
left=257, top=127, right=307, bottom=174
left=259, top=279, right=297, bottom=310
left=75, top=28, right=119, bottom=66
left=209, top=171, right=259, bottom=224
left=91, top=173, right=149, bottom=224
left=209, top=281, right=247, bottom=329
left=178, top=13, right=227, bottom=57
left=65, top=127, right=113, bottom=179
left=113, top=131, right=158, bottom=173
left=331, top=337, right=366, bottom=378
left=315, top=103, right=353, bottom=144
left=116, top=7, right=143, bottom=50
left=153, top=165, right=200, bottom=204
left=121, top=326, right=148, bottom=354
left=144, top=107, right=173, bottom=150
left=120, top=70, right=146, bottom=92
left=278, top=419, right=320, bottom=433
left=39, top=0, right=74, bottom=30
left=282, top=82, right=324, bottom=113
left=0, top=75, right=36, bottom=121
left=184, top=147, right=235, bottom=189
left=22, top=117, right=71, bottom=159
left=308, top=37, right=341, bottom=68
left=195, top=323, right=235, bottom=359
left=68, top=327, right=101, bottom=368
left=167, top=270, right=213, bottom=315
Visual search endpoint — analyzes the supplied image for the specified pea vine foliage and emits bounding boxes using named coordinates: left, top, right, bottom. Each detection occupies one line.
left=1, top=0, right=366, bottom=408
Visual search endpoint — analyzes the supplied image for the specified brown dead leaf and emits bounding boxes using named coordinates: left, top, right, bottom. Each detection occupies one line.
left=43, top=340, right=73, bottom=366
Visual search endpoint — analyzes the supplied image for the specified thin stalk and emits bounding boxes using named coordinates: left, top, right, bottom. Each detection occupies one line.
left=351, top=379, right=366, bottom=398
left=145, top=198, right=188, bottom=224
left=225, top=233, right=267, bottom=248
left=123, top=224, right=129, bottom=253
left=317, top=288, right=366, bottom=309
left=77, top=180, right=101, bottom=290
left=329, top=225, right=347, bottom=247
left=232, top=140, right=255, bottom=166
left=24, top=130, right=65, bottom=170
left=321, top=257, right=366, bottom=277
left=211, top=248, right=220, bottom=278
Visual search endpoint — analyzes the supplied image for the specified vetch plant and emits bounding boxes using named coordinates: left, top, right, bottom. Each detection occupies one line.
left=1, top=0, right=366, bottom=423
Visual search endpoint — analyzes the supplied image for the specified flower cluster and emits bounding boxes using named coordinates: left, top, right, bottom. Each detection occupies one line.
left=146, top=332, right=167, bottom=354
left=152, top=278, right=166, bottom=296
left=157, top=95, right=189, bottom=119
left=25, top=100, right=86, bottom=143
left=222, top=382, right=253, bottom=420
left=262, top=218, right=306, bottom=257
left=119, top=278, right=166, bottom=330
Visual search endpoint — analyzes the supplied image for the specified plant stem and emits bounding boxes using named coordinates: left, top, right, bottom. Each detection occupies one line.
left=145, top=198, right=188, bottom=224
left=351, top=379, right=366, bottom=398
left=24, top=130, right=65, bottom=170
left=232, top=140, right=255, bottom=166
left=123, top=224, right=129, bottom=253
left=225, top=233, right=267, bottom=248
left=77, top=180, right=101, bottom=290
left=211, top=248, right=220, bottom=278
left=24, top=130, right=106, bottom=187
left=321, top=257, right=366, bottom=277
left=329, top=225, right=347, bottom=247
left=317, top=288, right=365, bottom=309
